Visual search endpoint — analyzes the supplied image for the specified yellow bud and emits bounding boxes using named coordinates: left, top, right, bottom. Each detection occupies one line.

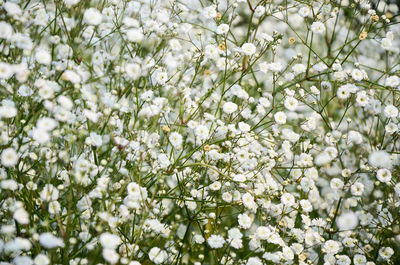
left=359, top=31, right=368, bottom=40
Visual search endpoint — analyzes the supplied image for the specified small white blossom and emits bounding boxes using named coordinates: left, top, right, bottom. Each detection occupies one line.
left=241, top=43, right=256, bottom=56
left=310, top=21, right=326, bottom=34
left=83, top=8, right=102, bottom=25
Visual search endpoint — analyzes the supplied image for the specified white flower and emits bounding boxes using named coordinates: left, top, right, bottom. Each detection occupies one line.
left=149, top=247, right=168, bottom=264
left=153, top=71, right=168, bottom=85
left=300, top=177, right=314, bottom=192
left=1, top=148, right=18, bottom=167
left=292, top=64, right=306, bottom=74
left=259, top=97, right=271, bottom=107
left=202, top=5, right=217, bottom=19
left=282, top=246, right=294, bottom=261
left=83, top=8, right=102, bottom=26
left=207, top=234, right=225, bottom=248
left=39, top=85, right=54, bottom=99
left=100, top=233, right=121, bottom=249
left=381, top=38, right=392, bottom=50
left=49, top=201, right=61, bottom=215
left=351, top=69, right=364, bottom=81
left=233, top=174, right=246, bottom=182
left=195, top=125, right=209, bottom=140
left=351, top=182, right=364, bottom=196
left=39, top=233, right=65, bottom=248
left=238, top=122, right=250, bottom=132
left=86, top=132, right=102, bottom=147
left=313, top=62, right=327, bottom=72
left=284, top=96, right=298, bottom=111
left=228, top=228, right=242, bottom=240
left=376, top=168, right=392, bottom=183
left=322, top=240, right=340, bottom=254
left=169, top=39, right=181, bottom=51
left=347, top=130, right=363, bottom=144
left=169, top=132, right=183, bottom=148
left=259, top=62, right=269, bottom=73
left=0, top=21, right=13, bottom=40
left=158, top=153, right=170, bottom=169
left=298, top=6, right=311, bottom=17
left=40, top=184, right=59, bottom=202
left=368, top=150, right=392, bottom=169
left=385, top=122, right=398, bottom=134
left=216, top=24, right=229, bottom=34
left=386, top=31, right=394, bottom=41
left=337, top=211, right=358, bottom=231
left=61, top=70, right=81, bottom=84
left=242, top=192, right=257, bottom=211
left=384, top=104, right=398, bottom=118
left=14, top=33, right=34, bottom=51
left=223, top=102, right=238, bottom=114
left=13, top=208, right=29, bottom=225
left=247, top=257, right=263, bottom=265
left=331, top=178, right=344, bottom=190
left=300, top=199, right=312, bottom=212
left=4, top=237, right=32, bottom=252
left=281, top=193, right=295, bottom=206
left=3, top=2, right=22, bottom=16
left=76, top=196, right=92, bottom=211
left=37, top=117, right=58, bottom=131
left=18, top=85, right=33, bottom=97
left=102, top=248, right=119, bottom=264
left=355, top=91, right=369, bottom=107
left=13, top=256, right=33, bottom=265
left=193, top=234, right=205, bottom=244
left=35, top=49, right=51, bottom=65
left=57, top=96, right=73, bottom=110
left=0, top=62, right=14, bottom=79
left=1, top=179, right=18, bottom=190
left=267, top=62, right=283, bottom=72
left=238, top=213, right=252, bottom=229
left=32, top=128, right=51, bottom=144
left=126, top=28, right=144, bottom=43
left=127, top=182, right=148, bottom=200
left=379, top=247, right=394, bottom=260
left=337, top=87, right=349, bottom=100
left=210, top=181, right=221, bottom=190
left=353, top=254, right=366, bottom=265
left=254, top=6, right=265, bottom=17
left=274, top=111, right=287, bottom=124
left=125, top=63, right=141, bottom=79
left=256, top=226, right=271, bottom=240
left=64, top=0, right=80, bottom=6
left=0, top=100, right=17, bottom=118
left=241, top=43, right=256, bottom=56
left=33, top=254, right=50, bottom=265
left=259, top=32, right=273, bottom=42
left=336, top=255, right=351, bottom=265
left=337, top=84, right=358, bottom=99
left=385, top=75, right=400, bottom=88
left=310, top=21, right=326, bottom=34
left=222, top=192, right=233, bottom=202
left=205, top=45, right=220, bottom=59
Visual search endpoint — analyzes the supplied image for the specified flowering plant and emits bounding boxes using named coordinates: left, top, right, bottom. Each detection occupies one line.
left=0, top=0, right=399, bottom=264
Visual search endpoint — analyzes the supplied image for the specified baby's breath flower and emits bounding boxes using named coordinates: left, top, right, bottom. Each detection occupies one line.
left=310, top=21, right=326, bottom=34
left=83, top=8, right=102, bottom=26
left=207, top=234, right=225, bottom=248
left=39, top=233, right=65, bottom=249
left=241, top=43, right=256, bottom=56
left=1, top=148, right=18, bottom=167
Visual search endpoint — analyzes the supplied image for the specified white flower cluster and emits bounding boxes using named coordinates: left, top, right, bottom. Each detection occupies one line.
left=0, top=0, right=399, bottom=264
